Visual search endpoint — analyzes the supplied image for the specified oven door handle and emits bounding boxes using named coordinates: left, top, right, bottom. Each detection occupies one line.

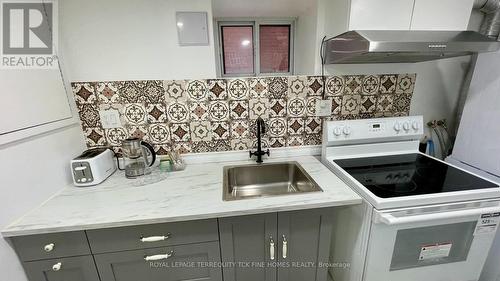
left=375, top=206, right=500, bottom=225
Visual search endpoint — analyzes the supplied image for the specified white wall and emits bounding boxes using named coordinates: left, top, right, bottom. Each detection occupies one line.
left=61, top=0, right=320, bottom=80
left=60, top=0, right=216, bottom=81
left=213, top=0, right=315, bottom=18
left=0, top=125, right=86, bottom=281
left=313, top=0, right=350, bottom=73
left=294, top=0, right=319, bottom=74
left=468, top=9, right=484, bottom=31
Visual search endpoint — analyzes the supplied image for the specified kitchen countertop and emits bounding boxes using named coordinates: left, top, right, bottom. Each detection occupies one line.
left=1, top=155, right=361, bottom=237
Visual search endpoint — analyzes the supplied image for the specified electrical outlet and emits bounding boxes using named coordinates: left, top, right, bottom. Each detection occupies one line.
left=99, top=109, right=122, bottom=128
left=315, top=99, right=332, bottom=117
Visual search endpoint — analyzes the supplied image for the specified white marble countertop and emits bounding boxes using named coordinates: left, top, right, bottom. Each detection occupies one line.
left=2, top=155, right=361, bottom=237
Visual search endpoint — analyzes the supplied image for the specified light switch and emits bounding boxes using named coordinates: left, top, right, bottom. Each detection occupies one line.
left=99, top=109, right=121, bottom=128
left=315, top=99, right=332, bottom=117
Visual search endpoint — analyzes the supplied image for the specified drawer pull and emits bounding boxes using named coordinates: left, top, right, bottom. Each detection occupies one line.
left=270, top=236, right=275, bottom=261
left=144, top=251, right=174, bottom=261
left=52, top=262, right=62, bottom=271
left=140, top=233, right=171, bottom=242
left=282, top=235, right=288, bottom=259
left=44, top=243, right=55, bottom=252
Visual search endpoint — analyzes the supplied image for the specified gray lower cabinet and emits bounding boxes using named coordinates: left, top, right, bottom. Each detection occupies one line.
left=10, top=231, right=91, bottom=261
left=11, top=210, right=334, bottom=281
left=94, top=241, right=222, bottom=281
left=219, top=209, right=333, bottom=281
left=23, top=255, right=100, bottom=281
left=277, top=209, right=333, bottom=281
left=219, top=213, right=278, bottom=281
left=87, top=219, right=219, bottom=254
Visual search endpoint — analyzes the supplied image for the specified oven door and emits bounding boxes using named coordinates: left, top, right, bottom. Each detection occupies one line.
left=364, top=200, right=500, bottom=281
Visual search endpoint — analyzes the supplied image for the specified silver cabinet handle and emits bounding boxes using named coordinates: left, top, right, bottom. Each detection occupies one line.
left=144, top=250, right=174, bottom=261
left=140, top=233, right=171, bottom=242
left=52, top=262, right=62, bottom=271
left=44, top=243, right=55, bottom=252
left=270, top=237, right=275, bottom=260
left=282, top=235, right=288, bottom=259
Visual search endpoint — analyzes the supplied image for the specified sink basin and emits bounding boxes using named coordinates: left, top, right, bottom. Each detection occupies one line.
left=223, top=161, right=323, bottom=201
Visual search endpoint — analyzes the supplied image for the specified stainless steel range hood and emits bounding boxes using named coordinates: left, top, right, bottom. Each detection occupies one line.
left=323, top=30, right=500, bottom=64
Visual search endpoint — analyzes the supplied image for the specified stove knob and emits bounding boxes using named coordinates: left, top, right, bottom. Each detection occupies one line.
left=343, top=127, right=351, bottom=136
left=412, top=121, right=420, bottom=131
left=394, top=122, right=401, bottom=132
left=333, top=127, right=342, bottom=136
left=403, top=122, right=410, bottom=131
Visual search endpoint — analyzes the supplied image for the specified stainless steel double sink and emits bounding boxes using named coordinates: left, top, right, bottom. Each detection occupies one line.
left=223, top=161, right=323, bottom=201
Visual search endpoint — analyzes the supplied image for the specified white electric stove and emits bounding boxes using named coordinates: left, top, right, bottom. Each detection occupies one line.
left=321, top=116, right=500, bottom=281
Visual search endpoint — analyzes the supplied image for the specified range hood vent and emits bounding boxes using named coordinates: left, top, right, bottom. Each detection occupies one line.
left=323, top=30, right=500, bottom=64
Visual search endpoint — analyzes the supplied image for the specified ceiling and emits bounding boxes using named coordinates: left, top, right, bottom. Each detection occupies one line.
left=212, top=0, right=317, bottom=18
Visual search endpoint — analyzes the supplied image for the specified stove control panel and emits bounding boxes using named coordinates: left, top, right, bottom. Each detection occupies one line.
left=324, top=116, right=424, bottom=145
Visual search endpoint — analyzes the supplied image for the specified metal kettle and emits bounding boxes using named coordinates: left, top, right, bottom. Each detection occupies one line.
left=120, top=138, right=156, bottom=178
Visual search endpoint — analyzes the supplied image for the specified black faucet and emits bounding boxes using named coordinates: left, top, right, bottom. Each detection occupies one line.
left=249, top=117, right=270, bottom=163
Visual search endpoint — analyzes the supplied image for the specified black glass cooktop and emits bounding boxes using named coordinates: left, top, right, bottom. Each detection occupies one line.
left=334, top=153, right=499, bottom=198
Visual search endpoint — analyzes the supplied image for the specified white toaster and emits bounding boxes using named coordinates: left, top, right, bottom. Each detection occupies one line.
left=71, top=148, right=116, bottom=187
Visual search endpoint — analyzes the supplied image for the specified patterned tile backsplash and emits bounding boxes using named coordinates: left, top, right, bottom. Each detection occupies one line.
left=72, top=74, right=416, bottom=155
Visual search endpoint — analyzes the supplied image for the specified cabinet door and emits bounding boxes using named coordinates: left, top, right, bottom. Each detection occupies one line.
left=23, top=255, right=99, bottom=281
left=11, top=231, right=91, bottom=262
left=349, top=0, right=414, bottom=30
left=411, top=0, right=474, bottom=30
left=94, top=242, right=222, bottom=281
left=0, top=68, right=72, bottom=135
left=277, top=209, right=334, bottom=281
left=87, top=219, right=218, bottom=254
left=219, top=213, right=278, bottom=281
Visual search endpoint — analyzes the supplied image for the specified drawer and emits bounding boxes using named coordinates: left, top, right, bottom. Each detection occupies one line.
left=87, top=219, right=219, bottom=253
left=23, top=255, right=100, bottom=281
left=10, top=231, right=91, bottom=261
left=94, top=241, right=222, bottom=281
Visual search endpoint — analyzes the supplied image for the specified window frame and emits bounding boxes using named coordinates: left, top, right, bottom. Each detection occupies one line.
left=214, top=18, right=296, bottom=78
left=217, top=21, right=256, bottom=77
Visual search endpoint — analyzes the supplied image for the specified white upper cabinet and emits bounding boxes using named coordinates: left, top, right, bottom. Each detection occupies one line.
left=347, top=0, right=474, bottom=31
left=349, top=0, right=415, bottom=30
left=410, top=0, right=475, bottom=30
left=0, top=0, right=75, bottom=144
left=0, top=68, right=73, bottom=139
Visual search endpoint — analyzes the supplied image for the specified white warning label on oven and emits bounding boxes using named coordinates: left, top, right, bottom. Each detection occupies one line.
left=419, top=243, right=452, bottom=260
left=474, top=212, right=500, bottom=235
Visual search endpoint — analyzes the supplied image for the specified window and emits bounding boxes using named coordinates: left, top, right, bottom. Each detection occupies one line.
left=259, top=25, right=290, bottom=73
left=216, top=19, right=294, bottom=77
left=221, top=25, right=254, bottom=75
